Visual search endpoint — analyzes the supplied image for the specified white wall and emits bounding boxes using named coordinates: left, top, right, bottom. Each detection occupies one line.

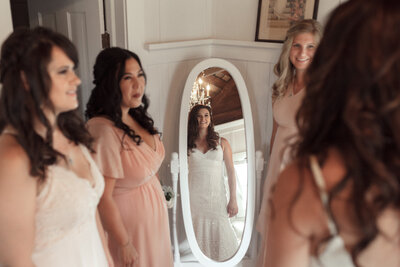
left=145, top=0, right=212, bottom=43
left=210, top=0, right=342, bottom=41
left=211, top=0, right=259, bottom=41
left=0, top=1, right=13, bottom=45
left=140, top=0, right=342, bottom=44
left=215, top=119, right=246, bottom=155
left=125, top=0, right=343, bottom=264
left=0, top=0, right=13, bottom=93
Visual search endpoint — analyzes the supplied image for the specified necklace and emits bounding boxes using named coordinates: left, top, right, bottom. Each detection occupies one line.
left=65, top=154, right=73, bottom=166
left=290, top=80, right=305, bottom=97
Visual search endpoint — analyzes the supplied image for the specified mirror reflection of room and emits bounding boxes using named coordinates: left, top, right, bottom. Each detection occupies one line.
left=186, top=68, right=247, bottom=261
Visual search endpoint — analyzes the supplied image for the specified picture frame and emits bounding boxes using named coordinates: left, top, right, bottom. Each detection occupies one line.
left=255, top=0, right=319, bottom=43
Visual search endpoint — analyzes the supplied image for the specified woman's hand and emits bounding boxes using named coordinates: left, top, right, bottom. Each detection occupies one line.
left=227, top=198, right=239, bottom=217
left=98, top=177, right=137, bottom=267
left=221, top=137, right=239, bottom=218
left=119, top=241, right=139, bottom=267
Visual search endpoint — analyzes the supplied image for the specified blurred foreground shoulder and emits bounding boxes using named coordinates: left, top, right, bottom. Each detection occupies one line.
left=0, top=134, right=32, bottom=180
left=271, top=159, right=326, bottom=236
left=0, top=134, right=37, bottom=266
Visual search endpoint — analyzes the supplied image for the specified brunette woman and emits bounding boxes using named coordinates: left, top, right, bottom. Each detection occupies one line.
left=86, top=47, right=173, bottom=267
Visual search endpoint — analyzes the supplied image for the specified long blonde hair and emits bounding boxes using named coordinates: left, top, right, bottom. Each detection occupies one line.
left=272, top=19, right=322, bottom=102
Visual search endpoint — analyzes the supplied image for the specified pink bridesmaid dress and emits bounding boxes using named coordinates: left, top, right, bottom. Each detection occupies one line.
left=87, top=117, right=173, bottom=267
left=257, top=88, right=305, bottom=264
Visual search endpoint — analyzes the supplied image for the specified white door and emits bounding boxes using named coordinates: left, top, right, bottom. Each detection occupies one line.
left=28, top=0, right=104, bottom=114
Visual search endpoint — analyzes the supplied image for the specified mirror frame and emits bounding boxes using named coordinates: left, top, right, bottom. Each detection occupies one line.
left=179, top=58, right=255, bottom=266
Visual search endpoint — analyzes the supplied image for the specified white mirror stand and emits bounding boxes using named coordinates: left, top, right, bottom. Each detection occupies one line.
left=170, top=58, right=263, bottom=267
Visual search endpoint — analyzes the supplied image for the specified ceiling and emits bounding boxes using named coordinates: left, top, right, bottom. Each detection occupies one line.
left=195, top=67, right=243, bottom=125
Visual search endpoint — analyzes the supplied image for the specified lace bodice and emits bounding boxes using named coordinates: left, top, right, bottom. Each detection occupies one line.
left=188, top=145, right=239, bottom=261
left=188, top=146, right=226, bottom=215
left=188, top=147, right=224, bottom=175
left=34, top=145, right=104, bottom=251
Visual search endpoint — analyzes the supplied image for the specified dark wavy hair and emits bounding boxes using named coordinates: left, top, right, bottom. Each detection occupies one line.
left=187, top=104, right=219, bottom=152
left=0, top=27, right=93, bottom=181
left=85, top=47, right=159, bottom=145
left=292, top=0, right=400, bottom=265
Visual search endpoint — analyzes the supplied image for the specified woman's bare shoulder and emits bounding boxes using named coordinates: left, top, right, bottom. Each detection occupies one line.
left=272, top=159, right=329, bottom=237
left=220, top=137, right=230, bottom=148
left=0, top=134, right=27, bottom=158
left=278, top=150, right=347, bottom=194
left=318, top=149, right=347, bottom=190
left=87, top=116, right=114, bottom=129
left=0, top=134, right=32, bottom=180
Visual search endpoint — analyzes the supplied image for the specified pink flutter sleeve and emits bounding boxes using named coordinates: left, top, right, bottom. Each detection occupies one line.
left=87, top=118, right=124, bottom=179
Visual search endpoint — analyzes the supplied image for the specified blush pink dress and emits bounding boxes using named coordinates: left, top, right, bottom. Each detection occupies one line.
left=87, top=117, right=173, bottom=267
left=257, top=88, right=305, bottom=265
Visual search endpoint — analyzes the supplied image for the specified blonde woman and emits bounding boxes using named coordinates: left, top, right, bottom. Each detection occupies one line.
left=257, top=19, right=322, bottom=265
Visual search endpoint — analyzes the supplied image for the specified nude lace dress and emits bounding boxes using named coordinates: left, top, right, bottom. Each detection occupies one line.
left=32, top=144, right=108, bottom=267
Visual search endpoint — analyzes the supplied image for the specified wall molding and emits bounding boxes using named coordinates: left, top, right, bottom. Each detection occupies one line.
left=146, top=38, right=281, bottom=51
left=144, top=38, right=282, bottom=65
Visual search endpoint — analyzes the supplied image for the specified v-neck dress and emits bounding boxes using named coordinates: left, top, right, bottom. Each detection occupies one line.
left=32, top=144, right=108, bottom=267
left=87, top=117, right=173, bottom=267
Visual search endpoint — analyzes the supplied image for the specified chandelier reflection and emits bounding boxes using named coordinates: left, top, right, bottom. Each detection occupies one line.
left=190, top=75, right=211, bottom=109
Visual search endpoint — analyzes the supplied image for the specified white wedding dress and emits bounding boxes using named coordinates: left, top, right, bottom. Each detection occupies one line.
left=31, top=145, right=108, bottom=267
left=188, top=145, right=239, bottom=261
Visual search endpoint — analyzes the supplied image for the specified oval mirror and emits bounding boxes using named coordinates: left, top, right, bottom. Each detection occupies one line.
left=179, top=58, right=255, bottom=266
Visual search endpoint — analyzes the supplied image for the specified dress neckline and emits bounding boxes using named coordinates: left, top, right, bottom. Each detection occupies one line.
left=288, top=85, right=305, bottom=97
left=193, top=145, right=221, bottom=155
left=194, top=147, right=211, bottom=155
left=52, top=145, right=97, bottom=189
left=142, top=134, right=158, bottom=152
left=93, top=116, right=159, bottom=152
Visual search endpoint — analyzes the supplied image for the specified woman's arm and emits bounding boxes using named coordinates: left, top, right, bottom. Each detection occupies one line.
left=98, top=177, right=138, bottom=267
left=264, top=163, right=318, bottom=267
left=221, top=138, right=238, bottom=217
left=269, top=119, right=278, bottom=155
left=0, top=142, right=36, bottom=267
left=96, top=209, right=114, bottom=267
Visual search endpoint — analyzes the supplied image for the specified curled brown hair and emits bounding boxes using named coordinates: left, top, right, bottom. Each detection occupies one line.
left=187, top=105, right=219, bottom=153
left=293, top=0, right=400, bottom=265
left=0, top=27, right=93, bottom=181
left=85, top=47, right=160, bottom=145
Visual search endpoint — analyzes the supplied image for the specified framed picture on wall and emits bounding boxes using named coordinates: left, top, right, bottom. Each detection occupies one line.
left=255, top=0, right=319, bottom=42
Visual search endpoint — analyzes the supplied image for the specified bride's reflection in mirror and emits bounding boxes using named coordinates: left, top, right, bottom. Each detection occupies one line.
left=187, top=104, right=240, bottom=261
left=179, top=61, right=254, bottom=266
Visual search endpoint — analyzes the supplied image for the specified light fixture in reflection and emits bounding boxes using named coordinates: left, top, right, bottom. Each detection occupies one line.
left=190, top=73, right=211, bottom=109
